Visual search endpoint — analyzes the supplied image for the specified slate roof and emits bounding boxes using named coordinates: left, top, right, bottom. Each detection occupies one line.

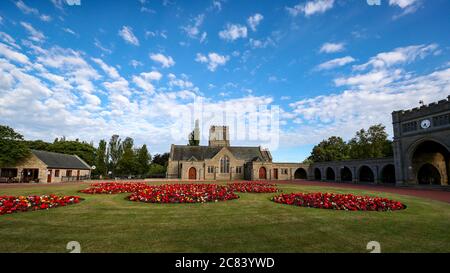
left=171, top=145, right=272, bottom=162
left=31, top=150, right=91, bottom=170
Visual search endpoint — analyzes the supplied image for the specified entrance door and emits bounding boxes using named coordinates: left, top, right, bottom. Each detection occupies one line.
left=77, top=170, right=80, bottom=181
left=47, top=170, right=52, bottom=183
left=273, top=168, right=278, bottom=180
left=259, top=167, right=267, bottom=179
left=188, top=167, right=197, bottom=180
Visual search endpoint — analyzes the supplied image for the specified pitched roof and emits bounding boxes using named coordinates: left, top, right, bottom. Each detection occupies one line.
left=170, top=145, right=271, bottom=162
left=31, top=150, right=91, bottom=170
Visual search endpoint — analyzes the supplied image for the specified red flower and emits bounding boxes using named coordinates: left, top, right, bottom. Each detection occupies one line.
left=227, top=182, right=280, bottom=193
left=271, top=192, right=406, bottom=211
left=0, top=195, right=82, bottom=216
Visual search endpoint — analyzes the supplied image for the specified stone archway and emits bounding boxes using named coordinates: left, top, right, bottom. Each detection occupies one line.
left=340, top=166, right=352, bottom=182
left=359, top=165, right=374, bottom=183
left=418, top=163, right=441, bottom=185
left=294, top=168, right=307, bottom=179
left=411, top=140, right=449, bottom=186
left=314, top=168, right=322, bottom=180
left=381, top=164, right=396, bottom=184
left=188, top=167, right=197, bottom=180
left=259, top=167, right=267, bottom=180
left=326, top=167, right=335, bottom=181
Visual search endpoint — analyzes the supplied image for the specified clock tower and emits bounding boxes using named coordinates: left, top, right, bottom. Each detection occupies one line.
left=392, top=96, right=450, bottom=185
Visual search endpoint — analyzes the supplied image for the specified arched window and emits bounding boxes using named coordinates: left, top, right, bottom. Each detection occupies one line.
left=220, top=156, right=230, bottom=173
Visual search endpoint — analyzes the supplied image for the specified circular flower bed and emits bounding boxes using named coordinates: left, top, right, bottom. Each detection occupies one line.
left=271, top=192, right=406, bottom=211
left=0, top=195, right=82, bottom=215
left=128, top=184, right=239, bottom=203
left=227, top=182, right=280, bottom=193
left=80, top=182, right=149, bottom=194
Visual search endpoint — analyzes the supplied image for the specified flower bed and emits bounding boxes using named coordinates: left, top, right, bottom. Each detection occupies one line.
left=128, top=184, right=239, bottom=203
left=0, top=195, right=82, bottom=215
left=80, top=182, right=149, bottom=194
left=227, top=182, right=280, bottom=193
left=271, top=192, right=406, bottom=211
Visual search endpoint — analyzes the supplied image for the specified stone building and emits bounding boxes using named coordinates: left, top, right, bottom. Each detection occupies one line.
left=167, top=124, right=308, bottom=180
left=0, top=150, right=91, bottom=183
left=168, top=96, right=450, bottom=187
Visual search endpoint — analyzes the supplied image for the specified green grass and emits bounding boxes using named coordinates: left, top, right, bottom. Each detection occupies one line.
left=0, top=182, right=449, bottom=253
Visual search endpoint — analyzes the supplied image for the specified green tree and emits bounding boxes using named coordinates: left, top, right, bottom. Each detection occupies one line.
left=152, top=153, right=170, bottom=167
left=94, top=139, right=108, bottom=176
left=116, top=137, right=137, bottom=176
left=136, top=144, right=151, bottom=175
left=308, top=136, right=349, bottom=162
left=188, top=130, right=199, bottom=146
left=349, top=124, right=393, bottom=159
left=25, top=140, right=51, bottom=150
left=107, top=135, right=122, bottom=176
left=0, top=125, right=30, bottom=167
left=47, top=140, right=96, bottom=166
left=148, top=163, right=166, bottom=176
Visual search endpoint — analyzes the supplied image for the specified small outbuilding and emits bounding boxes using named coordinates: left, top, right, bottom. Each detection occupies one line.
left=0, top=150, right=91, bottom=183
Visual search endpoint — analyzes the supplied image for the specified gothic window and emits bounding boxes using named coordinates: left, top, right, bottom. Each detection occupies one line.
left=220, top=156, right=230, bottom=173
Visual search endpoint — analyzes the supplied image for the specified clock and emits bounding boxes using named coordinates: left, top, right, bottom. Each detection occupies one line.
left=420, top=119, right=431, bottom=129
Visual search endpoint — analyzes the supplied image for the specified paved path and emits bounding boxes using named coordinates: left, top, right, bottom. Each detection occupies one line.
left=1, top=179, right=449, bottom=203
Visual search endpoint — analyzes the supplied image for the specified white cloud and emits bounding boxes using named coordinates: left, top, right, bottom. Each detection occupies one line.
left=167, top=73, right=194, bottom=89
left=149, top=53, right=175, bottom=68
left=316, top=56, right=355, bottom=70
left=118, top=26, right=140, bottom=46
left=0, top=43, right=29, bottom=64
left=287, top=0, right=334, bottom=17
left=94, top=38, right=112, bottom=54
left=182, top=14, right=206, bottom=41
left=0, top=32, right=21, bottom=49
left=319, top=42, right=345, bottom=53
left=20, top=22, right=45, bottom=43
left=249, top=38, right=275, bottom=49
left=130, top=59, right=143, bottom=68
left=219, top=24, right=247, bottom=41
left=16, top=0, right=52, bottom=22
left=247, top=13, right=263, bottom=31
left=389, top=0, right=417, bottom=9
left=91, top=58, right=120, bottom=79
left=195, top=52, right=229, bottom=72
left=132, top=71, right=162, bottom=94
left=353, top=44, right=438, bottom=71
left=63, top=28, right=77, bottom=36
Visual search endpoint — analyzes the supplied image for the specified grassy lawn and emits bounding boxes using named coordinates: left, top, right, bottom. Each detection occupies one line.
left=0, top=182, right=449, bottom=253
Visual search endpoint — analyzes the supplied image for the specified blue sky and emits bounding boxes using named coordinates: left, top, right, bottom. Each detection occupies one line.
left=0, top=0, right=449, bottom=162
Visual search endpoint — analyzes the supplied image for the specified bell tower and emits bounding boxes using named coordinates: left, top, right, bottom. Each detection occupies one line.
left=209, top=125, right=230, bottom=147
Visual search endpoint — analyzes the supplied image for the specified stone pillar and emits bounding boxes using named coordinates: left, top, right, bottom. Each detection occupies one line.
left=352, top=166, right=358, bottom=184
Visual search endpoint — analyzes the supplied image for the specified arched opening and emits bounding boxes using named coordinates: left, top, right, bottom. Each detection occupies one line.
left=294, top=168, right=307, bottom=179
left=326, top=167, right=335, bottom=181
left=359, top=166, right=374, bottom=183
left=340, top=167, right=352, bottom=182
left=411, top=140, right=449, bottom=186
left=259, top=167, right=267, bottom=179
left=381, top=164, right=396, bottom=184
left=418, top=163, right=441, bottom=185
left=188, top=167, right=197, bottom=180
left=314, top=168, right=322, bottom=180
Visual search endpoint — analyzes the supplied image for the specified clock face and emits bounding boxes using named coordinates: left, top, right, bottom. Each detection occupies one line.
left=421, top=119, right=431, bottom=129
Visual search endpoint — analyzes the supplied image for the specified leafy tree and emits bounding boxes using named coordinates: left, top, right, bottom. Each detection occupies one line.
left=136, top=144, right=151, bottom=175
left=349, top=124, right=393, bottom=159
left=116, top=137, right=137, bottom=176
left=94, top=139, right=108, bottom=176
left=308, top=136, right=349, bottom=162
left=25, top=140, right=51, bottom=150
left=148, top=163, right=166, bottom=176
left=188, top=130, right=199, bottom=146
left=152, top=153, right=170, bottom=167
left=107, top=135, right=122, bottom=175
left=0, top=125, right=30, bottom=167
left=47, top=140, right=96, bottom=166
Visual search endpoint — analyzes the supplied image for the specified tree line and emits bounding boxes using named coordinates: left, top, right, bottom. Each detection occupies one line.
left=305, top=124, right=393, bottom=163
left=0, top=125, right=169, bottom=178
